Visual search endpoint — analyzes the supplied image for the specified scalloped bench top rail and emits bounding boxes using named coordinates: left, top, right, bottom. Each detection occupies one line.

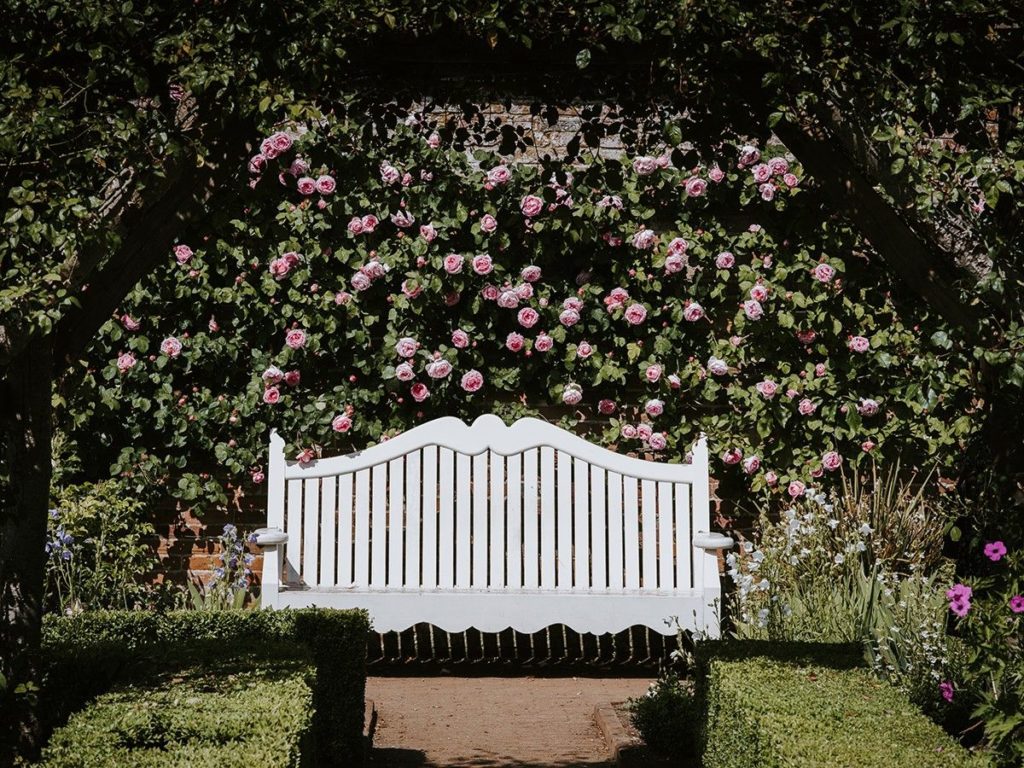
left=260, top=415, right=725, bottom=637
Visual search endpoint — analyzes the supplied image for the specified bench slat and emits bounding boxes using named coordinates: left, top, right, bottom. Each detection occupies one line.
left=286, top=478, right=302, bottom=584
left=675, top=482, right=692, bottom=591
left=556, top=450, right=573, bottom=590
left=591, top=465, right=607, bottom=591
left=320, top=476, right=336, bottom=587
left=303, top=479, right=319, bottom=587
left=472, top=452, right=488, bottom=589
left=456, top=453, right=471, bottom=588
left=658, top=481, right=674, bottom=590
left=388, top=457, right=404, bottom=588
left=641, top=479, right=657, bottom=590
left=354, top=469, right=370, bottom=586
left=507, top=453, right=523, bottom=590
left=490, top=452, right=505, bottom=589
left=540, top=447, right=555, bottom=589
left=338, top=473, right=353, bottom=586
left=405, top=451, right=422, bottom=589
left=623, top=477, right=640, bottom=589
left=438, top=448, right=455, bottom=588
left=371, top=463, right=387, bottom=588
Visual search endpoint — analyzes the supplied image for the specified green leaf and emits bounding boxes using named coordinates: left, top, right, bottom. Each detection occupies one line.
left=575, top=48, right=591, bottom=69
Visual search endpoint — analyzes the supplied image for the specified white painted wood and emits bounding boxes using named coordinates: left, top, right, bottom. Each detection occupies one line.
left=320, top=476, right=336, bottom=587
left=263, top=419, right=720, bottom=637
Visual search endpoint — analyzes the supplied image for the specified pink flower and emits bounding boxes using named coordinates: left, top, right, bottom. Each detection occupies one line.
left=577, top=341, right=594, bottom=358
left=597, top=195, right=623, bottom=209
left=822, top=451, right=843, bottom=471
left=947, top=583, right=973, bottom=617
left=515, top=283, right=533, bottom=301
left=683, top=302, right=705, bottom=322
left=452, top=330, right=470, bottom=349
left=443, top=254, right=464, bottom=274
left=332, top=414, right=353, bottom=433
left=559, top=309, right=581, bottom=327
left=637, top=424, right=653, bottom=441
left=173, top=244, right=193, bottom=264
left=624, top=303, right=648, bottom=325
left=426, top=358, right=452, bottom=379
left=297, top=176, right=316, bottom=195
left=395, top=362, right=415, bottom=381
left=248, top=154, right=267, bottom=174
left=645, top=364, right=662, bottom=383
left=410, top=382, right=430, bottom=402
left=480, top=214, right=498, bottom=233
left=645, top=399, right=664, bottom=417
left=420, top=224, right=438, bottom=242
left=562, top=384, right=583, bottom=406
left=391, top=210, right=415, bottom=228
left=269, top=258, right=291, bottom=279
left=116, top=352, right=136, bottom=372
left=750, top=284, right=769, bottom=302
left=361, top=214, right=379, bottom=232
left=121, top=315, right=140, bottom=331
left=282, top=329, right=306, bottom=350
left=709, top=165, right=725, bottom=183
left=783, top=173, right=799, bottom=188
left=722, top=448, right=743, bottom=465
left=685, top=177, right=707, bottom=197
left=520, top=195, right=544, bottom=217
left=605, top=288, right=630, bottom=312
left=752, top=164, right=772, bottom=183
left=517, top=307, right=540, bottom=328
left=861, top=440, right=876, bottom=452
left=268, top=132, right=292, bottom=153
left=812, top=263, right=836, bottom=282
left=632, top=156, right=659, bottom=175
left=380, top=162, right=400, bottom=185
left=759, top=183, right=775, bottom=201
left=797, top=330, right=817, bottom=345
left=756, top=379, right=778, bottom=399
left=427, top=132, right=441, bottom=149
left=668, top=374, right=681, bottom=389
left=598, top=399, right=617, bottom=415
left=667, top=238, right=688, bottom=255
left=347, top=217, right=365, bottom=235
left=315, top=175, right=336, bottom=195
left=262, top=366, right=284, bottom=385
left=521, top=265, right=542, bottom=282
left=263, top=386, right=281, bottom=404
left=283, top=370, right=300, bottom=387
left=765, top=471, right=778, bottom=486
left=472, top=254, right=494, bottom=275
left=768, top=156, right=789, bottom=175
left=664, top=253, right=685, bottom=274
left=534, top=333, right=554, bottom=352
left=787, top=480, right=806, bottom=498
left=815, top=363, right=827, bottom=377
left=395, top=337, right=419, bottom=358
left=401, top=279, right=423, bottom=298
left=401, top=172, right=413, bottom=187
left=288, top=157, right=309, bottom=177
left=715, top=251, right=735, bottom=269
left=296, top=448, right=316, bottom=464
left=487, top=165, right=511, bottom=185
left=798, top=398, right=817, bottom=416
left=648, top=432, right=667, bottom=451
left=738, top=145, right=760, bottom=167
left=631, top=229, right=657, bottom=250
left=251, top=469, right=266, bottom=484
left=481, top=284, right=499, bottom=301
left=743, top=300, right=764, bottom=320
left=621, top=424, right=638, bottom=439
left=848, top=335, right=871, bottom=353
left=1010, top=595, right=1024, bottom=614
left=460, top=369, right=484, bottom=393
left=497, top=289, right=519, bottom=309
left=160, top=336, right=182, bottom=357
left=506, top=333, right=525, bottom=352
left=351, top=272, right=372, bottom=292
left=742, top=456, right=761, bottom=474
left=939, top=682, right=954, bottom=703
left=707, top=357, right=728, bottom=376
left=857, top=398, right=880, bottom=416
left=984, top=541, right=1007, bottom=562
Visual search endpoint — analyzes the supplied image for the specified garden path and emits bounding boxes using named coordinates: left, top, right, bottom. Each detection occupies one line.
left=367, top=673, right=652, bottom=767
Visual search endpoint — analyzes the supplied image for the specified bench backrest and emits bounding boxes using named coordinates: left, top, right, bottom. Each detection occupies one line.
left=261, top=415, right=720, bottom=636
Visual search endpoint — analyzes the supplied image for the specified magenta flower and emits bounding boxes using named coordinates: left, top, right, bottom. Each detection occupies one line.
left=1010, top=595, right=1024, bottom=614
left=946, top=583, right=973, bottom=618
left=984, top=541, right=1007, bottom=562
left=460, top=370, right=484, bottom=393
left=939, top=682, right=954, bottom=703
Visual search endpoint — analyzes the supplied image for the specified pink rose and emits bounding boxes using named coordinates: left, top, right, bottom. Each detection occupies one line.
left=752, top=164, right=772, bottom=183
left=648, top=432, right=667, bottom=451
left=401, top=279, right=422, bottom=298
left=750, top=284, right=769, bottom=302
left=288, top=157, right=309, bottom=177
left=632, top=156, right=659, bottom=175
left=361, top=214, right=379, bottom=232
left=332, top=414, right=353, bottom=433
left=759, top=183, right=776, bottom=201
left=645, top=399, right=664, bottom=417
left=487, top=165, right=511, bottom=185
left=395, top=337, right=419, bottom=358
left=518, top=308, right=540, bottom=328
left=787, top=480, right=806, bottom=498
left=285, top=329, right=307, bottom=350
left=121, top=315, right=140, bottom=331
left=315, top=175, right=336, bottom=195
left=297, top=176, right=316, bottom=195
left=506, top=332, right=525, bottom=352
left=116, top=352, right=136, bottom=372
left=173, top=244, right=193, bottom=264
left=481, top=284, right=499, bottom=301
left=822, top=451, right=843, bottom=471
left=637, top=424, right=653, bottom=441
left=621, top=424, right=638, bottom=439
left=631, top=229, right=657, bottom=250
left=624, top=303, right=648, bottom=325
left=427, top=132, right=441, bottom=149
left=426, top=358, right=452, bottom=379
left=443, top=254, right=464, bottom=274
left=444, top=291, right=461, bottom=306
left=480, top=214, right=498, bottom=233
left=351, top=272, right=371, bottom=292
left=862, top=441, right=876, bottom=452
left=380, top=162, right=400, bottom=185
left=460, top=369, right=484, bottom=393
left=395, top=362, right=415, bottom=381
left=296, top=448, right=316, bottom=464
left=251, top=469, right=266, bottom=484
left=768, top=157, right=789, bottom=175
left=248, top=154, right=267, bottom=174
left=262, top=366, right=284, bottom=384
left=419, top=224, right=438, bottom=242
left=263, top=386, right=281, bottom=404
left=514, top=283, right=533, bottom=300
left=798, top=398, right=817, bottom=416
left=269, top=258, right=291, bottom=279
left=452, top=329, right=470, bottom=348
left=812, top=263, right=836, bottom=282
left=797, top=329, right=817, bottom=345
left=497, top=290, right=519, bottom=309
left=534, top=333, right=553, bottom=352
left=668, top=374, right=681, bottom=389
left=645, top=364, right=662, bottom=383
left=411, top=382, right=430, bottom=402
left=563, top=297, right=583, bottom=312
left=742, top=456, right=761, bottom=474
left=160, top=336, right=182, bottom=357
left=743, top=300, right=764, bottom=320
left=562, top=384, right=583, bottom=406
left=472, top=254, right=494, bottom=275
left=783, top=173, right=799, bottom=188
left=559, top=309, right=580, bottom=327
left=604, top=288, right=629, bottom=312
left=685, top=177, right=707, bottom=197
left=598, top=399, right=616, bottom=415
left=283, top=370, right=301, bottom=387
left=715, top=251, right=735, bottom=269
left=520, top=195, right=544, bottom=217
left=756, top=379, right=778, bottom=399
left=815, top=363, right=827, bottom=377
left=683, top=302, right=705, bottom=322
left=722, top=448, right=743, bottom=465
left=765, top=471, right=779, bottom=486
left=738, top=145, right=760, bottom=167
left=577, top=341, right=594, bottom=358
left=707, top=357, right=728, bottom=376
left=665, top=254, right=685, bottom=274
left=848, top=335, right=871, bottom=353
left=857, top=398, right=880, bottom=416
left=347, top=217, right=365, bottom=235
left=391, top=210, right=415, bottom=228
left=269, top=132, right=293, bottom=153
left=709, top=165, right=725, bottom=183
left=521, top=265, right=542, bottom=282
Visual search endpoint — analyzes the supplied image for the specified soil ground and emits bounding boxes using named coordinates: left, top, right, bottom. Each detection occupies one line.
left=367, top=673, right=653, bottom=767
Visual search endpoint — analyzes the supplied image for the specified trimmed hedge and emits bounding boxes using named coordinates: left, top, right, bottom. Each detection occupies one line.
left=37, top=658, right=312, bottom=767
left=39, top=609, right=370, bottom=768
left=701, top=655, right=981, bottom=768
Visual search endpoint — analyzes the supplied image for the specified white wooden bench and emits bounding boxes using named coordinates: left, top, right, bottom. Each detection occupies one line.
left=257, top=415, right=731, bottom=637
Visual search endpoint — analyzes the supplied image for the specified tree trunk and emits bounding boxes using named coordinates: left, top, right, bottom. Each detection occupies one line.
left=0, top=338, right=54, bottom=757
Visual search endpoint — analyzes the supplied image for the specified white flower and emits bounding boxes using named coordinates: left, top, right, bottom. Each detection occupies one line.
left=827, top=518, right=839, bottom=530
left=833, top=553, right=845, bottom=565
left=742, top=541, right=754, bottom=553
left=855, top=541, right=867, bottom=552
left=859, top=523, right=873, bottom=537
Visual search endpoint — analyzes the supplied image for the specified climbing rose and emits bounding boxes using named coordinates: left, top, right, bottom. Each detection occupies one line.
left=426, top=132, right=441, bottom=149
left=857, top=398, right=880, bottom=416
left=862, top=441, right=876, bottom=453
left=160, top=337, right=182, bottom=357
left=742, top=456, right=761, bottom=474
left=480, top=214, right=498, bottom=233
left=812, top=263, right=836, bottom=282
left=738, top=145, right=760, bottom=167
left=788, top=480, right=806, bottom=498
left=347, top=217, right=365, bottom=234
left=426, top=359, right=452, bottom=379
left=722, top=448, right=742, bottom=465
left=249, top=154, right=267, bottom=174
left=668, top=374, right=681, bottom=389
left=715, top=251, right=735, bottom=269
left=577, top=341, right=594, bottom=358
left=683, top=302, right=704, bottom=322
left=797, top=329, right=817, bottom=345
left=605, top=288, right=630, bottom=311
left=598, top=399, right=616, bottom=415
left=563, top=296, right=584, bottom=311
left=521, top=265, right=542, bottom=282
left=251, top=468, right=265, bottom=484
left=645, top=399, right=664, bottom=417
left=296, top=448, right=316, bottom=464
left=269, top=258, right=291, bottom=279
left=534, top=333, right=553, bottom=352
left=562, top=384, right=583, bottom=405
left=351, top=272, right=371, bottom=291
left=631, top=229, right=657, bottom=250
left=391, top=210, right=415, bottom=228
left=685, top=177, right=707, bottom=197
left=624, top=303, right=647, bottom=325
left=332, top=414, right=353, bottom=433
left=262, top=366, right=284, bottom=384
left=621, top=424, right=638, bottom=439
left=815, top=363, right=827, bottom=377
left=452, top=329, right=470, bottom=348
left=487, top=165, right=511, bottom=185
left=752, top=164, right=772, bottom=183
left=395, top=362, right=415, bottom=381
left=443, top=254, right=464, bottom=274
left=283, top=370, right=300, bottom=387
left=315, top=175, right=336, bottom=194
left=173, top=244, right=193, bottom=264
left=743, top=300, right=764, bottom=320
left=559, top=309, right=580, bottom=327
left=636, top=424, right=653, bottom=441
left=262, top=386, right=281, bottom=404
left=497, top=290, right=519, bottom=309
left=709, top=165, right=725, bottom=182
left=665, top=253, right=685, bottom=274
left=380, top=162, right=400, bottom=185
left=401, top=280, right=422, bottom=298
left=297, top=176, right=316, bottom=195
left=759, top=183, right=776, bottom=202
left=648, top=432, right=667, bottom=451
left=707, top=357, right=728, bottom=376
left=460, top=370, right=484, bottom=392
left=756, top=379, right=778, bottom=399
left=472, top=254, right=494, bottom=275
left=520, top=195, right=544, bottom=217
left=984, top=541, right=1007, bottom=562
left=284, top=329, right=306, bottom=350
left=632, top=156, right=659, bottom=175
left=506, top=333, right=525, bottom=352
left=848, top=335, right=871, bottom=353
left=361, top=214, right=379, bottom=232
left=667, top=237, right=688, bottom=255
left=121, top=315, right=140, bottom=331
left=518, top=308, right=540, bottom=328
left=798, top=399, right=817, bottom=416
left=116, top=353, right=136, bottom=372
left=410, top=383, right=430, bottom=402
left=822, top=451, right=843, bottom=471
left=645, top=364, right=662, bottom=383
left=750, top=284, right=769, bottom=302
left=419, top=224, right=437, bottom=242
left=395, top=337, right=419, bottom=358
left=768, top=156, right=789, bottom=175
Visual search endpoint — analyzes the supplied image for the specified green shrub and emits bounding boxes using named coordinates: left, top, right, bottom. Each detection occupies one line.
left=38, top=609, right=370, bottom=768
left=37, top=658, right=312, bottom=768
left=629, top=673, right=699, bottom=755
left=702, top=656, right=983, bottom=768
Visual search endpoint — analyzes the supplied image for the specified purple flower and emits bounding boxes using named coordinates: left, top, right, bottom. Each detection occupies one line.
left=983, top=540, right=1007, bottom=562
left=939, top=682, right=954, bottom=702
left=1010, top=595, right=1024, bottom=614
